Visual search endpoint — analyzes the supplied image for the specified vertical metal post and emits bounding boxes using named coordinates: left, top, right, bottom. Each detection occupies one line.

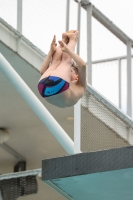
left=77, top=0, right=81, bottom=55
left=127, top=40, right=132, bottom=117
left=118, top=58, right=122, bottom=109
left=86, top=3, right=92, bottom=85
left=74, top=100, right=81, bottom=153
left=66, top=0, right=70, bottom=32
left=17, top=0, right=23, bottom=33
left=74, top=0, right=82, bottom=154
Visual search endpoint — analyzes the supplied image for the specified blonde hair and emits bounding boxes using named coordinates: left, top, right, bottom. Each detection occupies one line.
left=71, top=59, right=78, bottom=74
left=71, top=59, right=78, bottom=68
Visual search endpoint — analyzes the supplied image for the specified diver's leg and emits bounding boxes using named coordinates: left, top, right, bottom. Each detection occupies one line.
left=49, top=32, right=70, bottom=67
left=58, top=30, right=79, bottom=65
left=39, top=33, right=71, bottom=81
left=50, top=31, right=79, bottom=82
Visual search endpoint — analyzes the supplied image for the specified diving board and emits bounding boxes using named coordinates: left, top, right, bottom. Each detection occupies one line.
left=42, top=146, right=133, bottom=200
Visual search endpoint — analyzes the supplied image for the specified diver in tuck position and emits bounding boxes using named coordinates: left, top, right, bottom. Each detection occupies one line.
left=38, top=30, right=87, bottom=108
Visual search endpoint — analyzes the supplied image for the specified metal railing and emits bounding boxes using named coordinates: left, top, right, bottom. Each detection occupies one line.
left=92, top=55, right=133, bottom=111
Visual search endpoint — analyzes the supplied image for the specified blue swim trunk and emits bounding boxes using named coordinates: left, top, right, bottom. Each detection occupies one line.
left=38, top=76, right=69, bottom=98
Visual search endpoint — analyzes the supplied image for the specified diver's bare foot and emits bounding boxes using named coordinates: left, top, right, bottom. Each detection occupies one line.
left=62, top=33, right=69, bottom=44
left=67, top=30, right=79, bottom=41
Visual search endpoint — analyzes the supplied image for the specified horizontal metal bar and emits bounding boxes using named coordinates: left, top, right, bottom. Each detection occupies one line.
left=92, top=55, right=133, bottom=64
left=0, top=143, right=26, bottom=161
left=0, top=169, right=41, bottom=180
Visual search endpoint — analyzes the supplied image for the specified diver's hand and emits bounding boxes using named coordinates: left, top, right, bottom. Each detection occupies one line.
left=58, top=40, right=68, bottom=53
left=50, top=35, right=57, bottom=55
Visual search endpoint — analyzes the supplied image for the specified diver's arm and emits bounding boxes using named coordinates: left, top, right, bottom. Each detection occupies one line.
left=40, top=35, right=57, bottom=75
left=58, top=40, right=87, bottom=88
left=66, top=48, right=86, bottom=88
left=40, top=51, right=52, bottom=75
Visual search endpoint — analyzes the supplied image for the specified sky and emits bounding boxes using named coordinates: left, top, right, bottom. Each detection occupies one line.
left=0, top=0, right=133, bottom=115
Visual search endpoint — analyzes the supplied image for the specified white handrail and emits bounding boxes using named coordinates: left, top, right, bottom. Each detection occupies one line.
left=0, top=53, right=74, bottom=155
